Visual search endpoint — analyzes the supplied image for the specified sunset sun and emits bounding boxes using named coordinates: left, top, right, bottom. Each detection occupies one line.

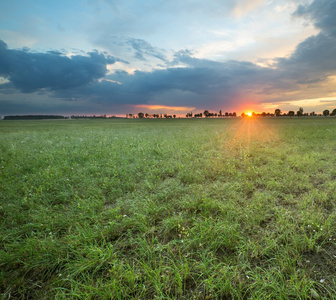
left=246, top=112, right=252, bottom=117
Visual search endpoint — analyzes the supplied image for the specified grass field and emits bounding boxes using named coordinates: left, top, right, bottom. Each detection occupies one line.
left=1, top=117, right=336, bottom=299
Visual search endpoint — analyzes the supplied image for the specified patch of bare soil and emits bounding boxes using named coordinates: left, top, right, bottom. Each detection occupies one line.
left=301, top=244, right=336, bottom=297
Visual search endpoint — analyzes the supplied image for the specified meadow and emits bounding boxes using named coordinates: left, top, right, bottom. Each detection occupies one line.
left=1, top=117, right=336, bottom=299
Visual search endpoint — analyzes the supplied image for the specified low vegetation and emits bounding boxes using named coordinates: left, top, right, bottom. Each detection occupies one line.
left=1, top=117, right=336, bottom=299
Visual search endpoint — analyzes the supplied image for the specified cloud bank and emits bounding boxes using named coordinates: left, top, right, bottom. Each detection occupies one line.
left=0, top=40, right=117, bottom=92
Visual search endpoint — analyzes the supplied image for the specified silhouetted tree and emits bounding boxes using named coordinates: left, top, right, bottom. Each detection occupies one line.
left=138, top=112, right=144, bottom=118
left=233, top=112, right=237, bottom=117
left=275, top=109, right=281, bottom=116
left=297, top=107, right=303, bottom=117
left=288, top=111, right=295, bottom=117
left=331, top=109, right=336, bottom=116
left=203, top=110, right=209, bottom=117
left=323, top=109, right=330, bottom=116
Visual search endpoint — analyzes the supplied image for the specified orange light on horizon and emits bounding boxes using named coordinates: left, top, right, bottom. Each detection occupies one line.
left=134, top=104, right=196, bottom=112
left=246, top=112, right=252, bottom=117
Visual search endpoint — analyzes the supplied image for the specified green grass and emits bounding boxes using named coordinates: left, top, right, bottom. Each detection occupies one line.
left=1, top=117, right=336, bottom=299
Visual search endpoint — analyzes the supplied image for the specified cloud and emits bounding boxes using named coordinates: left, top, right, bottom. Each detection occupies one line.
left=295, top=0, right=336, bottom=36
left=271, top=0, right=336, bottom=87
left=94, top=35, right=168, bottom=69
left=126, top=38, right=167, bottom=62
left=0, top=40, right=117, bottom=92
left=47, top=52, right=275, bottom=113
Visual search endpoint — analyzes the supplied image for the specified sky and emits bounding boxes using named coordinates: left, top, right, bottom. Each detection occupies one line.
left=0, top=0, right=336, bottom=116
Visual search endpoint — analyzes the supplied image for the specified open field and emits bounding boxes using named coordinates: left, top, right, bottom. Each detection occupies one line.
left=1, top=117, right=336, bottom=299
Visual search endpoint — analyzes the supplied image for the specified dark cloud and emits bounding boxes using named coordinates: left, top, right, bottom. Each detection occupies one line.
left=0, top=40, right=117, bottom=92
left=276, top=33, right=336, bottom=83
left=295, top=0, right=336, bottom=36
left=273, top=0, right=336, bottom=87
left=48, top=54, right=274, bottom=112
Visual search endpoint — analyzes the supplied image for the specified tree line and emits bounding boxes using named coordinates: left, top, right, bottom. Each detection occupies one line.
left=187, top=110, right=237, bottom=118
left=250, top=107, right=336, bottom=117
left=3, top=115, right=67, bottom=120
left=126, top=110, right=238, bottom=119
left=2, top=115, right=118, bottom=120
left=70, top=115, right=117, bottom=119
left=127, top=113, right=177, bottom=119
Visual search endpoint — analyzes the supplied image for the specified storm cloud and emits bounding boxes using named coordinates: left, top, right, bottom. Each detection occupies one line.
left=0, top=40, right=117, bottom=92
left=274, top=0, right=336, bottom=84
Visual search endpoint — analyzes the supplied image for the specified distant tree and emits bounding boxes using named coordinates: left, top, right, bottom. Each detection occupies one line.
left=232, top=112, right=237, bottom=117
left=330, top=109, right=336, bottom=116
left=219, top=110, right=222, bottom=117
left=323, top=109, right=330, bottom=116
left=173, top=115, right=176, bottom=118
left=275, top=109, right=281, bottom=116
left=241, top=113, right=246, bottom=117
left=138, top=112, right=144, bottom=118
left=288, top=111, right=295, bottom=117
left=225, top=112, right=229, bottom=117
left=203, top=110, right=209, bottom=117
left=297, top=107, right=303, bottom=117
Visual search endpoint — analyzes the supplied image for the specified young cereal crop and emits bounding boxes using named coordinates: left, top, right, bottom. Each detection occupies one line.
left=1, top=117, right=336, bottom=299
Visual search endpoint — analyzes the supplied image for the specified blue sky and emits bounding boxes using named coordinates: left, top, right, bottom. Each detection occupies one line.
left=1, top=0, right=336, bottom=116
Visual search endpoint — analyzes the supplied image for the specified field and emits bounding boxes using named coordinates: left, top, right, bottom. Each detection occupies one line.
left=1, top=117, right=336, bottom=299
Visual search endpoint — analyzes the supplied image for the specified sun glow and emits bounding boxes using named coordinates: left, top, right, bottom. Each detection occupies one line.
left=246, top=112, right=252, bottom=117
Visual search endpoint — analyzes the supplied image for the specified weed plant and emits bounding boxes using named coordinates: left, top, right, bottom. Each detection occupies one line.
left=1, top=117, right=336, bottom=299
